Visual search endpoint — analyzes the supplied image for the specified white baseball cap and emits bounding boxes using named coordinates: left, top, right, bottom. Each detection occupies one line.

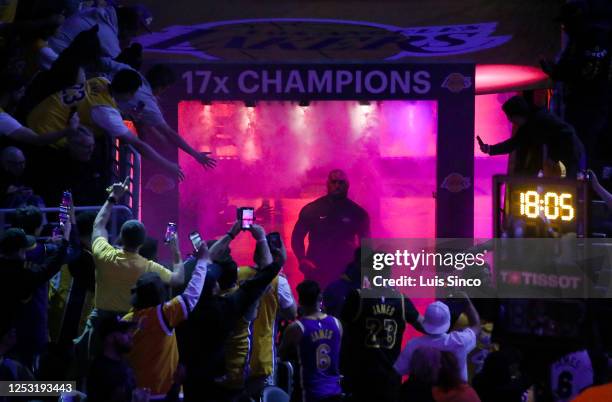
left=422, top=301, right=451, bottom=335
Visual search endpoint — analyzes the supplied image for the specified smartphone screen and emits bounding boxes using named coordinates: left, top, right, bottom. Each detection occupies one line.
left=164, top=222, right=177, bottom=243
left=239, top=208, right=254, bottom=229
left=189, top=231, right=202, bottom=252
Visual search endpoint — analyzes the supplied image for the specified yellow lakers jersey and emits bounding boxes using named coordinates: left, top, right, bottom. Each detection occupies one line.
left=220, top=284, right=252, bottom=389
left=26, top=77, right=117, bottom=147
left=238, top=266, right=280, bottom=378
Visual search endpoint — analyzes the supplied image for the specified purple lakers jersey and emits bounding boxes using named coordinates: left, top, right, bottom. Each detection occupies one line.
left=297, top=315, right=342, bottom=402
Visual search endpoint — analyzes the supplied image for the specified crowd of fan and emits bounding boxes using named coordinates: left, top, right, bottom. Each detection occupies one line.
left=0, top=1, right=611, bottom=402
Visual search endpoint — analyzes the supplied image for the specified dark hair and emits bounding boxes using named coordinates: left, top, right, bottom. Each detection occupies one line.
left=297, top=280, right=321, bottom=307
left=13, top=205, right=43, bottom=235
left=138, top=237, right=158, bottom=261
left=76, top=211, right=97, bottom=238
left=502, top=96, right=530, bottom=118
left=110, top=69, right=142, bottom=95
left=436, top=351, right=463, bottom=391
left=120, top=220, right=146, bottom=250
left=218, top=260, right=238, bottom=291
left=146, top=64, right=176, bottom=91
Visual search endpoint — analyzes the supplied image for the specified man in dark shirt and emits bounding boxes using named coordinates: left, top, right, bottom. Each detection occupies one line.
left=478, top=96, right=585, bottom=178
left=291, top=169, right=370, bottom=288
left=340, top=288, right=422, bottom=402
left=87, top=315, right=137, bottom=402
left=0, top=227, right=69, bottom=339
left=30, top=126, right=107, bottom=207
left=182, top=261, right=282, bottom=402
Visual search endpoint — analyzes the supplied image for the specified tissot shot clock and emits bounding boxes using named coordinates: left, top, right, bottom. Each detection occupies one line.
left=493, top=175, right=589, bottom=238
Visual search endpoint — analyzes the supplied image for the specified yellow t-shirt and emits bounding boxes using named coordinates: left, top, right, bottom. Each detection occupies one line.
left=237, top=266, right=279, bottom=378
left=220, top=284, right=252, bottom=389
left=26, top=77, right=118, bottom=147
left=124, top=296, right=187, bottom=397
left=92, top=237, right=172, bottom=312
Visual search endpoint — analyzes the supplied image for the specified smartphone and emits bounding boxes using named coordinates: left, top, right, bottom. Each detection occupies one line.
left=189, top=231, right=203, bottom=252
left=267, top=232, right=281, bottom=251
left=59, top=190, right=72, bottom=224
left=164, top=222, right=177, bottom=243
left=237, top=207, right=255, bottom=230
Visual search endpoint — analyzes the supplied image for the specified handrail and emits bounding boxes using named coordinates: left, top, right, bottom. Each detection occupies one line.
left=111, top=139, right=141, bottom=220
left=0, top=205, right=133, bottom=242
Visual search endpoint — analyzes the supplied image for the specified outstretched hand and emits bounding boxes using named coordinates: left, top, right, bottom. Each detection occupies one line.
left=477, top=135, right=490, bottom=154
left=196, top=152, right=217, bottom=169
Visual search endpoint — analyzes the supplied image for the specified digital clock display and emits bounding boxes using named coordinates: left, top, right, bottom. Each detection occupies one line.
left=518, top=191, right=575, bottom=221
left=493, top=175, right=589, bottom=238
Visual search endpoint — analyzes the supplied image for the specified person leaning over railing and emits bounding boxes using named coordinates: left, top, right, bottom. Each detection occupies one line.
left=76, top=177, right=185, bottom=364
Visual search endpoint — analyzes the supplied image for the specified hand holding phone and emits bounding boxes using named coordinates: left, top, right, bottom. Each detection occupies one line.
left=189, top=231, right=203, bottom=252
left=476, top=136, right=489, bottom=154
left=164, top=222, right=177, bottom=243
left=237, top=207, right=255, bottom=230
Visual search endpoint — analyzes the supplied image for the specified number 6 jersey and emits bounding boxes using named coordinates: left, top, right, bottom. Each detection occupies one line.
left=296, top=314, right=342, bottom=402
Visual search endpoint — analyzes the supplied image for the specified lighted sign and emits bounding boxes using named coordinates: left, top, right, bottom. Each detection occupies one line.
left=493, top=175, right=589, bottom=238
left=518, top=191, right=574, bottom=221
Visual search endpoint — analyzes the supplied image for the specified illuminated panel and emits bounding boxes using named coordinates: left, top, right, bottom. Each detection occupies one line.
left=475, top=64, right=549, bottom=94
left=474, top=92, right=516, bottom=238
left=177, top=100, right=438, bottom=283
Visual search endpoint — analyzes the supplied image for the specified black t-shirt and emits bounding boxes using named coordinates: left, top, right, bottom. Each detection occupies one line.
left=87, top=355, right=135, bottom=402
left=340, top=288, right=419, bottom=380
left=292, top=195, right=369, bottom=268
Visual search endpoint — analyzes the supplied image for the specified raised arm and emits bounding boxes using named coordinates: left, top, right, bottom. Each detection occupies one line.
left=92, top=177, right=129, bottom=241
left=166, top=232, right=185, bottom=287
left=589, top=170, right=612, bottom=210
left=209, top=221, right=241, bottom=261
left=158, top=123, right=216, bottom=169
left=89, top=105, right=185, bottom=180
left=20, top=221, right=71, bottom=295
left=478, top=134, right=520, bottom=156
left=249, top=224, right=273, bottom=268
left=461, top=292, right=481, bottom=335
left=180, top=241, right=211, bottom=312
left=230, top=262, right=282, bottom=317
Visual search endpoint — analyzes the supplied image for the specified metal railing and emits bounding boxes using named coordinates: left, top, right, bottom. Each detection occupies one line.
left=0, top=205, right=133, bottom=242
left=111, top=139, right=141, bottom=220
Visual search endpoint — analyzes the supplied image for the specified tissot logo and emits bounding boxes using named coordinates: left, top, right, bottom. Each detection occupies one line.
left=137, top=18, right=512, bottom=61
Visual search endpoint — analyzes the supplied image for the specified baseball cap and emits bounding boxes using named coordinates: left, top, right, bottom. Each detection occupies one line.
left=422, top=301, right=451, bottom=335
left=0, top=228, right=36, bottom=254
left=98, top=314, right=136, bottom=340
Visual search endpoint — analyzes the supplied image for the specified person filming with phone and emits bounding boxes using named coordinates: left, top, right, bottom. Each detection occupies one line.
left=78, top=177, right=185, bottom=363
left=291, top=169, right=370, bottom=288
left=477, top=95, right=585, bottom=178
